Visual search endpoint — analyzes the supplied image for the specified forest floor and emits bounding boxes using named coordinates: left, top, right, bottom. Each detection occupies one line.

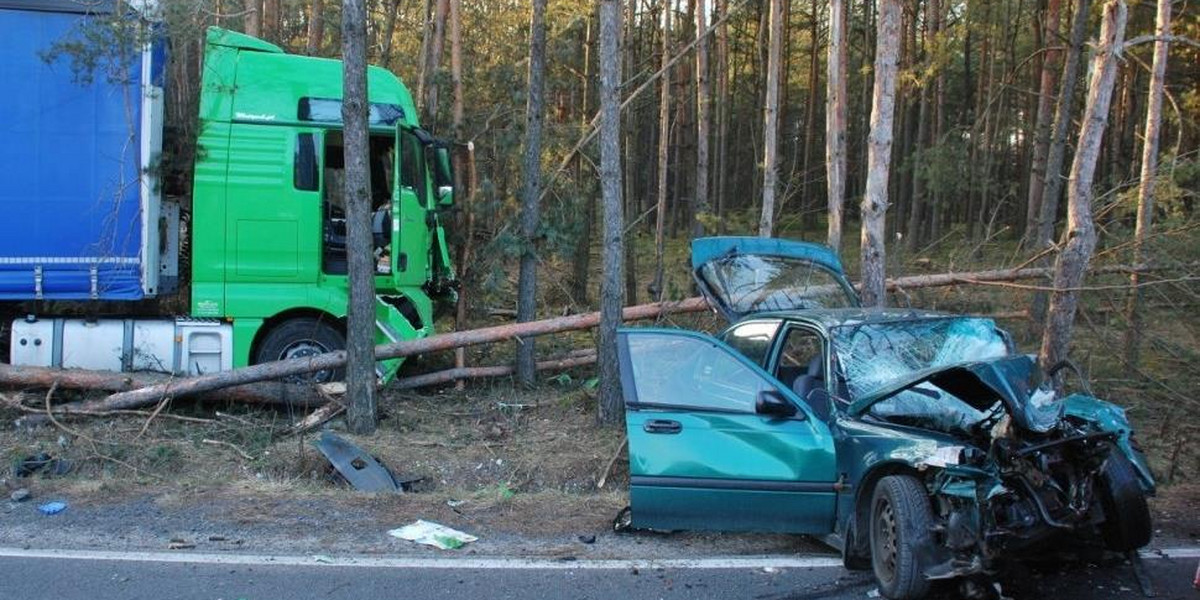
left=1, top=221, right=1198, bottom=558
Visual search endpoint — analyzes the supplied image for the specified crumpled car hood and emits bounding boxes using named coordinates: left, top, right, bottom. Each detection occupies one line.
left=847, top=354, right=1056, bottom=432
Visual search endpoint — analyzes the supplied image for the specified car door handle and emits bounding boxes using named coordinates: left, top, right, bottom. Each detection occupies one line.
left=643, top=419, right=682, bottom=434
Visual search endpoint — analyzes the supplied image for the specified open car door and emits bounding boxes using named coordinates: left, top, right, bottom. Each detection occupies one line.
left=692, top=237, right=859, bottom=321
left=618, top=328, right=839, bottom=533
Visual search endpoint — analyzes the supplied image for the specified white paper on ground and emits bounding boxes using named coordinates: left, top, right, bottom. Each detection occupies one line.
left=388, top=520, right=479, bottom=550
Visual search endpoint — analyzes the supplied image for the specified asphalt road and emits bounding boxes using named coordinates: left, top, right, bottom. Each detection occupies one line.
left=0, top=548, right=1196, bottom=600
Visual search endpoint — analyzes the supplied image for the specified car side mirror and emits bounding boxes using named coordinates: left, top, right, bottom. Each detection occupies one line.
left=756, top=389, right=799, bottom=419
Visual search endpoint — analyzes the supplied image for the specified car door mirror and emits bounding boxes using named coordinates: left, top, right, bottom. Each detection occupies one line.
left=756, top=389, right=799, bottom=419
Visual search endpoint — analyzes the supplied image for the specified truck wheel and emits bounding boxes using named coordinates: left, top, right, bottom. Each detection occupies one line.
left=870, top=475, right=933, bottom=600
left=1097, top=451, right=1152, bottom=551
left=254, top=318, right=346, bottom=383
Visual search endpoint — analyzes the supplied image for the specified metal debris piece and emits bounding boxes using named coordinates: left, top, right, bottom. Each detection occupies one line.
left=313, top=431, right=402, bottom=493
left=15, top=453, right=72, bottom=478
left=37, top=501, right=67, bottom=515
left=10, top=488, right=30, bottom=502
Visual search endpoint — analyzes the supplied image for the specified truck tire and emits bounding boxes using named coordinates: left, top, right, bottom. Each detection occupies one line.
left=870, top=475, right=933, bottom=600
left=1097, top=451, right=1152, bottom=551
left=254, top=318, right=346, bottom=383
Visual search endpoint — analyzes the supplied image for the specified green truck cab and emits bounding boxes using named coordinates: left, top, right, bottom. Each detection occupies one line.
left=191, top=28, right=456, bottom=381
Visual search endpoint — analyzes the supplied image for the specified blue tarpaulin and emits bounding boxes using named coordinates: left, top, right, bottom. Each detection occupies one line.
left=0, top=2, right=148, bottom=300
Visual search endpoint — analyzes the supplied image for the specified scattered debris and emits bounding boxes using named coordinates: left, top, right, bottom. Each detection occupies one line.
left=314, top=431, right=402, bottom=493
left=761, top=566, right=781, bottom=574
left=388, top=520, right=478, bottom=550
left=866, top=588, right=880, bottom=598
left=577, top=534, right=596, bottom=544
left=15, top=453, right=72, bottom=477
left=37, top=501, right=67, bottom=515
left=207, top=535, right=227, bottom=542
left=312, top=554, right=334, bottom=564
left=167, top=539, right=195, bottom=550
left=10, top=488, right=30, bottom=503
left=446, top=499, right=467, bottom=508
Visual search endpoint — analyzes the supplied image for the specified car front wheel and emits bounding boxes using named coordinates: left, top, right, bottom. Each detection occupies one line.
left=870, top=475, right=934, bottom=600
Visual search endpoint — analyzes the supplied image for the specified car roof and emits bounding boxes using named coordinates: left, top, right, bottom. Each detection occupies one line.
left=736, top=307, right=959, bottom=330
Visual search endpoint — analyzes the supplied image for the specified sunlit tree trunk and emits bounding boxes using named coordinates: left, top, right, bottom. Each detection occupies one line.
left=825, top=0, right=846, bottom=252
left=242, top=0, right=260, bottom=37
left=597, top=0, right=626, bottom=425
left=341, top=0, right=376, bottom=434
left=1039, top=0, right=1128, bottom=373
left=694, top=0, right=710, bottom=237
left=758, top=0, right=784, bottom=237
left=1122, top=0, right=1171, bottom=367
left=1030, top=0, right=1091, bottom=332
left=651, top=1, right=671, bottom=301
left=515, top=0, right=548, bottom=387
left=380, top=0, right=402, bottom=68
left=859, top=0, right=901, bottom=307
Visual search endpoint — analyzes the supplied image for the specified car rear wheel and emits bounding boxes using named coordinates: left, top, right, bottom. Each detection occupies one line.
left=1097, top=451, right=1152, bottom=551
left=254, top=317, right=346, bottom=383
left=870, top=475, right=933, bottom=600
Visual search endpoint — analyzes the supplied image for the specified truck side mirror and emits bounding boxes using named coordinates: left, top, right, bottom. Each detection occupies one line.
left=432, top=146, right=454, bottom=207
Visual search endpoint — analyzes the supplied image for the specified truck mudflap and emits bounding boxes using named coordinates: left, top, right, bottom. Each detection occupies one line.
left=374, top=294, right=423, bottom=384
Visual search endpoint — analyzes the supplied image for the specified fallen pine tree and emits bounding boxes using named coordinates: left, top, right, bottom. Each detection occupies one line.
left=3, top=262, right=1167, bottom=419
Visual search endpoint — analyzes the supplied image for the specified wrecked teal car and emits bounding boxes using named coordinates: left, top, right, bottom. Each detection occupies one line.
left=617, top=237, right=1155, bottom=600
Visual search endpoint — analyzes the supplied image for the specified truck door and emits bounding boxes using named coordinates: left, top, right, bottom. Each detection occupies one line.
left=391, top=126, right=432, bottom=288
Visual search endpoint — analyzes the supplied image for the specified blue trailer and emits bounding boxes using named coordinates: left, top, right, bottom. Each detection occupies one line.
left=0, top=0, right=169, bottom=302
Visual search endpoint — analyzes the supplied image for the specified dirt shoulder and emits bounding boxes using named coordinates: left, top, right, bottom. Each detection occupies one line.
left=2, top=386, right=1196, bottom=559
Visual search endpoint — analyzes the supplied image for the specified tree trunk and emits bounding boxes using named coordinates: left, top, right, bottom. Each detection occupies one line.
left=859, top=0, right=901, bottom=307
left=693, top=0, right=710, bottom=237
left=341, top=0, right=376, bottom=434
left=651, top=1, right=671, bottom=302
left=262, top=0, right=279, bottom=43
left=598, top=0, right=626, bottom=425
left=1023, top=0, right=1063, bottom=246
left=1122, top=0, right=1170, bottom=367
left=714, top=0, right=730, bottom=231
left=420, top=0, right=449, bottom=130
left=757, top=0, right=784, bottom=237
left=450, top=0, right=467, bottom=388
left=306, top=0, right=325, bottom=55
left=800, top=0, right=821, bottom=231
left=570, top=16, right=595, bottom=305
left=516, top=0, right=548, bottom=386
left=381, top=0, right=402, bottom=67
left=242, top=0, right=260, bottom=37
left=825, top=0, right=847, bottom=252
left=1039, top=0, right=1127, bottom=373
left=1030, top=0, right=1092, bottom=331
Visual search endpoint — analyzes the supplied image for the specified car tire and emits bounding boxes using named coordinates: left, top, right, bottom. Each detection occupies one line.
left=254, top=317, right=346, bottom=383
left=870, top=475, right=933, bottom=600
left=1097, top=451, right=1152, bottom=552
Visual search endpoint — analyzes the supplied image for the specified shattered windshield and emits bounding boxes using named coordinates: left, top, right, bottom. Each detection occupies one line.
left=697, top=255, right=856, bottom=316
left=831, top=318, right=1009, bottom=400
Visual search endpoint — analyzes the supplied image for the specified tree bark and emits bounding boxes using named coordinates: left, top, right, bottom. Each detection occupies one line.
left=516, top=0, right=548, bottom=386
left=341, top=0, right=376, bottom=434
left=651, top=1, right=671, bottom=302
left=450, top=0, right=468, bottom=389
left=693, top=0, right=710, bottom=237
left=714, top=0, right=730, bottom=231
left=597, top=0, right=626, bottom=426
left=1122, top=0, right=1171, bottom=367
left=757, top=0, right=784, bottom=237
left=1030, top=0, right=1092, bottom=331
left=262, top=0, right=279, bottom=43
left=1023, top=0, right=1063, bottom=246
left=306, top=0, right=325, bottom=55
left=1039, top=0, right=1128, bottom=373
left=859, top=0, right=901, bottom=307
left=825, top=0, right=847, bottom=252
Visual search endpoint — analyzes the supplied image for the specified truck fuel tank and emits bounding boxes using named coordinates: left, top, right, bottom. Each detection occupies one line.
left=10, top=317, right=233, bottom=377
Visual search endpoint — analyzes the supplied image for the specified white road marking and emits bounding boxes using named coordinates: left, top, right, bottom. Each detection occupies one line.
left=0, top=547, right=1195, bottom=570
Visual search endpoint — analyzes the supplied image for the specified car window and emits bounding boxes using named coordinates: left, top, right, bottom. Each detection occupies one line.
left=777, top=328, right=822, bottom=373
left=720, top=320, right=780, bottom=366
left=626, top=333, right=775, bottom=414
